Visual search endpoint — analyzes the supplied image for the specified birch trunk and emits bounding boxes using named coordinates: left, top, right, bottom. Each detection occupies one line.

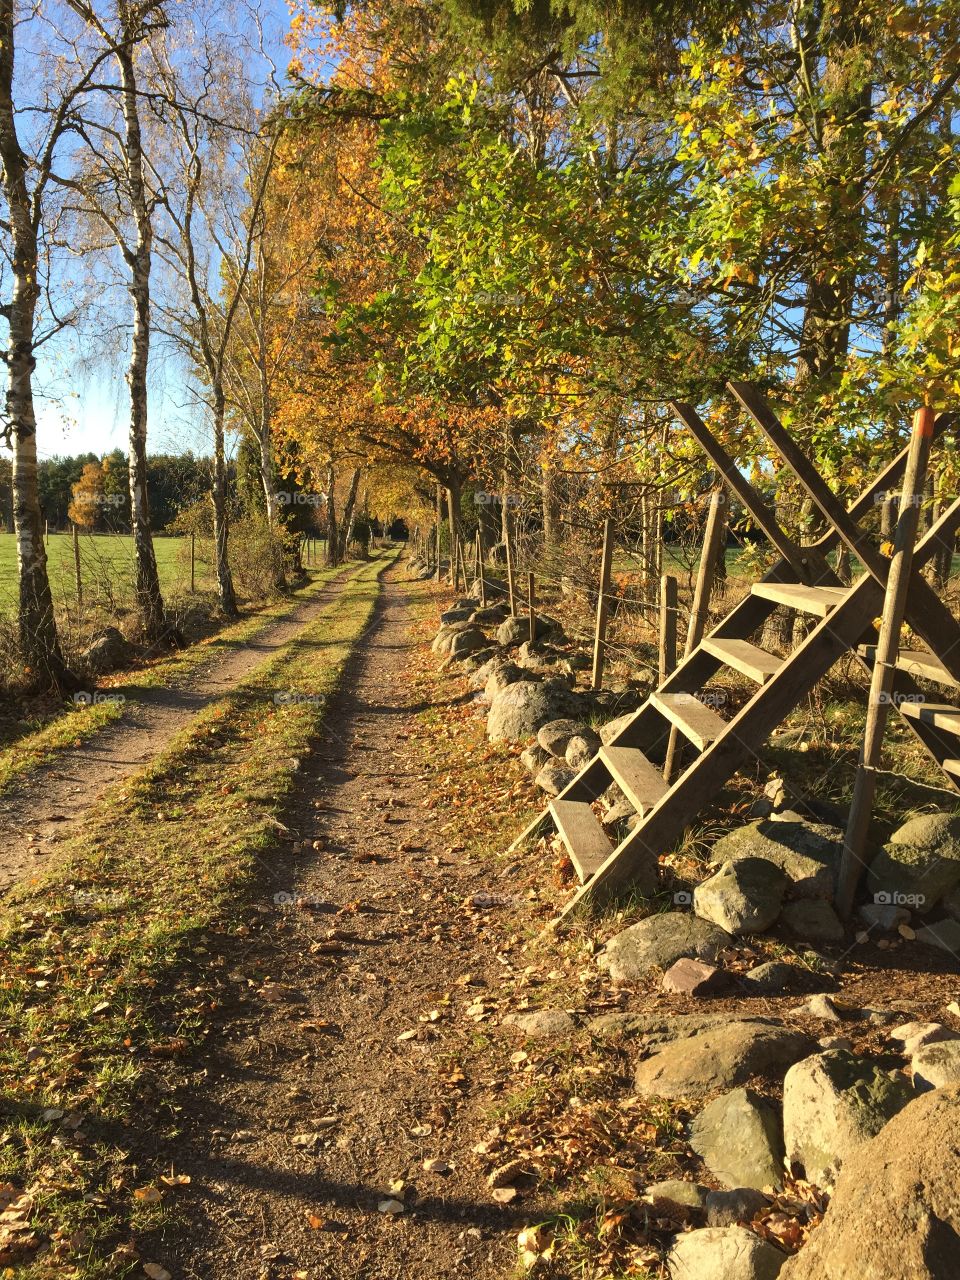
left=117, top=36, right=165, bottom=640
left=211, top=394, right=237, bottom=617
left=336, top=467, right=361, bottom=563
left=325, top=463, right=338, bottom=566
left=0, top=2, right=71, bottom=686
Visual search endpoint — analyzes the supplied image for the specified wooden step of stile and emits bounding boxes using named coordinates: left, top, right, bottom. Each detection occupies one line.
left=701, top=637, right=784, bottom=684
left=599, top=745, right=669, bottom=815
left=751, top=582, right=848, bottom=616
left=549, top=798, right=613, bottom=882
left=858, top=645, right=960, bottom=690
left=650, top=691, right=728, bottom=750
left=898, top=700, right=960, bottom=736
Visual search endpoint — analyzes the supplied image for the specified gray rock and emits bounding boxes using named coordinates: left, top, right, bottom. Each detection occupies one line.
left=742, top=961, right=798, bottom=994
left=709, top=820, right=840, bottom=900
left=484, top=660, right=526, bottom=701
left=858, top=901, right=911, bottom=931
left=888, top=1021, right=960, bottom=1057
left=694, top=859, right=789, bottom=935
left=520, top=743, right=551, bottom=775
left=469, top=574, right=506, bottom=598
left=634, top=1020, right=814, bottom=1099
left=942, top=882, right=960, bottom=921
left=599, top=712, right=636, bottom=745
left=867, top=812, right=960, bottom=913
left=496, top=614, right=558, bottom=647
left=705, top=1188, right=770, bottom=1227
left=914, top=918, right=960, bottom=955
left=468, top=652, right=508, bottom=691
left=440, top=606, right=474, bottom=624
left=430, top=620, right=473, bottom=655
left=779, top=899, right=845, bottom=945
left=457, top=645, right=497, bottom=674
left=534, top=760, right=577, bottom=797
left=597, top=912, right=731, bottom=981
left=83, top=626, right=131, bottom=674
left=503, top=1008, right=575, bottom=1040
left=486, top=679, right=580, bottom=743
left=911, top=1040, right=960, bottom=1091
left=782, top=1050, right=915, bottom=1189
left=537, top=718, right=585, bottom=758
left=565, top=731, right=601, bottom=769
left=589, top=1010, right=733, bottom=1045
left=447, top=627, right=487, bottom=660
left=779, top=1086, right=960, bottom=1280
left=602, top=798, right=636, bottom=826
left=646, top=1179, right=709, bottom=1213
left=668, top=1225, right=786, bottom=1280
left=690, top=1088, right=784, bottom=1190
left=469, top=603, right=509, bottom=625
left=516, top=640, right=567, bottom=674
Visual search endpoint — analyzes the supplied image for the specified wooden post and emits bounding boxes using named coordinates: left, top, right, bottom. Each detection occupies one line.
left=434, top=484, right=443, bottom=582
left=836, top=406, right=935, bottom=918
left=505, top=515, right=516, bottom=614
left=528, top=571, right=536, bottom=644
left=72, top=524, right=83, bottom=608
left=477, top=531, right=487, bottom=607
left=664, top=490, right=725, bottom=780
left=591, top=518, right=614, bottom=689
left=190, top=531, right=196, bottom=591
left=659, top=573, right=678, bottom=682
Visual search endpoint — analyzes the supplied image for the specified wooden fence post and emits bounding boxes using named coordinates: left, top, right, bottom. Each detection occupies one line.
left=837, top=406, right=935, bottom=917
left=528, top=571, right=536, bottom=644
left=190, top=531, right=196, bottom=591
left=477, top=530, right=487, bottom=607
left=591, top=518, right=614, bottom=689
left=659, top=573, right=678, bottom=682
left=505, top=516, right=516, bottom=614
left=665, top=489, right=725, bottom=779
left=72, top=524, right=83, bottom=608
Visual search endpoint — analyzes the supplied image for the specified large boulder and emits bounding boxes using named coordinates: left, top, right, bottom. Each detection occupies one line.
left=84, top=626, right=132, bottom=674
left=469, top=603, right=510, bottom=626
left=690, top=1088, right=784, bottom=1191
left=537, top=718, right=585, bottom=758
left=597, top=912, right=731, bottom=981
left=911, top=1041, right=960, bottom=1091
left=694, top=858, right=789, bottom=935
left=634, top=1020, right=814, bottom=1099
left=520, top=743, right=551, bottom=775
left=782, top=1050, right=915, bottom=1190
left=709, top=820, right=840, bottom=900
left=534, top=760, right=577, bottom=797
left=566, top=730, right=601, bottom=769
left=431, top=620, right=474, bottom=655
left=440, top=606, right=474, bottom=625
left=496, top=614, right=559, bottom=647
left=667, top=1226, right=786, bottom=1280
left=778, top=899, right=845, bottom=946
left=915, top=918, right=960, bottom=955
left=447, top=627, right=488, bottom=660
left=866, top=813, right=960, bottom=913
left=779, top=1087, right=960, bottom=1280
left=484, top=660, right=527, bottom=701
left=486, top=679, right=581, bottom=743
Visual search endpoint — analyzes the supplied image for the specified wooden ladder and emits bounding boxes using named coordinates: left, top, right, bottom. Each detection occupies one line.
left=509, top=386, right=960, bottom=921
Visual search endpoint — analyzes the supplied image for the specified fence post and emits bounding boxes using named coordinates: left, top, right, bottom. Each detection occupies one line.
left=659, top=573, right=677, bottom=682
left=665, top=489, right=725, bottom=780
left=528, top=571, right=536, bottom=644
left=591, top=518, right=614, bottom=689
left=477, top=530, right=487, bottom=607
left=190, top=531, right=196, bottom=591
left=837, top=406, right=934, bottom=917
left=505, top=516, right=516, bottom=614
left=72, top=523, right=83, bottom=608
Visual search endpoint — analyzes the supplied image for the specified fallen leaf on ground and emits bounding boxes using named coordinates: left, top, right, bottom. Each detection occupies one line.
left=377, top=1199, right=405, bottom=1215
left=133, top=1187, right=161, bottom=1204
left=143, top=1264, right=171, bottom=1280
left=422, top=1159, right=450, bottom=1174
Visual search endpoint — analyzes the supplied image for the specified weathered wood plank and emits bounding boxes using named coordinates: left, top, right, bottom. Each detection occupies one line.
left=600, top=745, right=668, bottom=814
left=550, top=799, right=613, bottom=882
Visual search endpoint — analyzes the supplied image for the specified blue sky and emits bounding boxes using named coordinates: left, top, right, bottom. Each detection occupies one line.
left=14, top=0, right=295, bottom=466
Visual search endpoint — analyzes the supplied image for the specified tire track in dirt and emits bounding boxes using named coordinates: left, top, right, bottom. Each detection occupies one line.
left=0, top=564, right=367, bottom=895
left=143, top=564, right=521, bottom=1280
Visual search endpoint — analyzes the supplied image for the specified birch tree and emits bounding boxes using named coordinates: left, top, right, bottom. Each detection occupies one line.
left=65, top=0, right=168, bottom=641
left=154, top=41, right=281, bottom=615
left=0, top=0, right=110, bottom=687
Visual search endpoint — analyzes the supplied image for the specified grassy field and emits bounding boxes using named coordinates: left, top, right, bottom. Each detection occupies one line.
left=0, top=532, right=329, bottom=617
